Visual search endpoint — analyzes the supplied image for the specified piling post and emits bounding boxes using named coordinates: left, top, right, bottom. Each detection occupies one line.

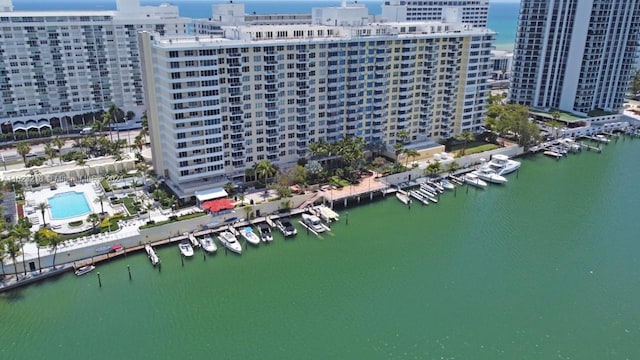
left=127, top=265, right=131, bottom=281
left=203, top=251, right=206, bottom=262
left=158, top=262, right=162, bottom=272
left=181, top=255, right=184, bottom=267
left=516, top=168, right=519, bottom=179
left=97, top=272, right=102, bottom=287
left=346, top=212, right=349, bottom=225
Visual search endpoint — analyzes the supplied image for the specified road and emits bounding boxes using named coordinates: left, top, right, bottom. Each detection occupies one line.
left=0, top=129, right=143, bottom=164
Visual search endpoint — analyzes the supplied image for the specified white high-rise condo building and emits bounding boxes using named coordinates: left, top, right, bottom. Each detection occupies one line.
left=0, top=0, right=189, bottom=136
left=139, top=3, right=494, bottom=199
left=381, top=0, right=489, bottom=28
left=510, top=0, right=640, bottom=115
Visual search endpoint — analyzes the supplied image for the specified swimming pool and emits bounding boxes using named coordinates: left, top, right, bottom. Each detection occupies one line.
left=48, top=191, right=91, bottom=219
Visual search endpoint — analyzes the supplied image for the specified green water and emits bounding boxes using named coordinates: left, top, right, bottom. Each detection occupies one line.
left=2, top=139, right=640, bottom=359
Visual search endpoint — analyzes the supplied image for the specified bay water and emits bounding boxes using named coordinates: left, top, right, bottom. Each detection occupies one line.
left=2, top=138, right=640, bottom=359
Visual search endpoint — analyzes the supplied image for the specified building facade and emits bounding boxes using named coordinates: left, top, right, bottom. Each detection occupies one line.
left=381, top=0, right=489, bottom=28
left=510, top=0, right=640, bottom=115
left=140, top=13, right=494, bottom=198
left=0, top=0, right=189, bottom=135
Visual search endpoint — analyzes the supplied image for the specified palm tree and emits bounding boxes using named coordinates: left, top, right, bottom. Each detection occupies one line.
left=44, top=143, right=56, bottom=165
left=456, top=130, right=475, bottom=155
left=4, top=236, right=20, bottom=278
left=37, top=230, right=63, bottom=269
left=133, top=135, right=144, bottom=153
left=36, top=202, right=49, bottom=227
left=403, top=149, right=420, bottom=167
left=94, top=195, right=107, bottom=215
left=87, top=213, right=101, bottom=233
left=255, top=160, right=277, bottom=188
left=16, top=141, right=31, bottom=165
left=447, top=161, right=460, bottom=175
left=0, top=240, right=7, bottom=276
left=10, top=224, right=30, bottom=276
left=426, top=161, right=443, bottom=177
left=52, top=136, right=66, bottom=164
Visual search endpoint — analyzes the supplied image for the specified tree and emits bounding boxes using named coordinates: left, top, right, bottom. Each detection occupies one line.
left=133, top=135, right=144, bottom=153
left=0, top=240, right=7, bottom=275
left=456, top=130, right=475, bottom=151
left=304, top=160, right=323, bottom=182
left=16, top=141, right=31, bottom=165
left=630, top=69, right=640, bottom=97
left=36, top=202, right=49, bottom=227
left=403, top=149, right=420, bottom=167
left=94, top=195, right=107, bottom=215
left=4, top=236, right=20, bottom=277
left=87, top=213, right=101, bottom=233
left=34, top=228, right=62, bottom=269
left=255, top=160, right=277, bottom=187
left=224, top=182, right=236, bottom=197
left=44, top=143, right=56, bottom=165
left=52, top=136, right=66, bottom=164
left=447, top=161, right=460, bottom=174
left=426, top=161, right=443, bottom=177
left=10, top=224, right=30, bottom=276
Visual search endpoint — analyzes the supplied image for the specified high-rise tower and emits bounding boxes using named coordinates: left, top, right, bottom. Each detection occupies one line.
left=510, top=0, right=640, bottom=115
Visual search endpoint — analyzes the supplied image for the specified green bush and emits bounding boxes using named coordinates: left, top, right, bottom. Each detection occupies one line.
left=68, top=220, right=84, bottom=227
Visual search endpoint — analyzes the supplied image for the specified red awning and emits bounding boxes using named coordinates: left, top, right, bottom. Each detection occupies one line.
left=201, top=198, right=235, bottom=212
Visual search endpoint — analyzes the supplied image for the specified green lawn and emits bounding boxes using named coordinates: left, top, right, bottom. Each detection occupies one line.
left=452, top=143, right=500, bottom=158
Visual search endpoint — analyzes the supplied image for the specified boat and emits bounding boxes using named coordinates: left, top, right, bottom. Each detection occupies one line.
left=240, top=226, right=261, bottom=245
left=440, top=178, right=455, bottom=190
left=463, top=172, right=488, bottom=188
left=486, top=154, right=521, bottom=175
left=217, top=231, right=242, bottom=254
left=395, top=191, right=411, bottom=205
left=144, top=244, right=160, bottom=265
left=428, top=181, right=445, bottom=193
left=301, top=213, right=326, bottom=233
left=595, top=134, right=610, bottom=143
left=543, top=150, right=563, bottom=158
left=313, top=204, right=339, bottom=223
left=199, top=235, right=218, bottom=253
left=257, top=223, right=273, bottom=243
left=74, top=265, right=95, bottom=276
left=275, top=217, right=298, bottom=237
left=188, top=233, right=201, bottom=248
left=474, top=166, right=508, bottom=184
left=178, top=240, right=194, bottom=257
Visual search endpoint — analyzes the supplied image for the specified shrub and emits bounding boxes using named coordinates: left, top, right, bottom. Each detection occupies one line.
left=68, top=220, right=83, bottom=227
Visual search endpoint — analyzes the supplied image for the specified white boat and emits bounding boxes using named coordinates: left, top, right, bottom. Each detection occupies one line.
left=543, top=150, right=563, bottom=158
left=199, top=235, right=218, bottom=253
left=188, top=232, right=201, bottom=248
left=276, top=217, right=298, bottom=237
left=145, top=244, right=160, bottom=265
left=257, top=223, right=273, bottom=243
left=74, top=265, right=95, bottom=276
left=595, top=134, right=610, bottom=143
left=474, top=166, right=508, bottom=184
left=218, top=231, right=242, bottom=254
left=487, top=154, right=521, bottom=175
left=178, top=240, right=194, bottom=257
left=301, top=213, right=326, bottom=233
left=313, top=204, right=339, bottom=223
left=240, top=226, right=261, bottom=245
left=395, top=192, right=411, bottom=205
left=463, top=172, right=488, bottom=188
left=440, top=178, right=455, bottom=190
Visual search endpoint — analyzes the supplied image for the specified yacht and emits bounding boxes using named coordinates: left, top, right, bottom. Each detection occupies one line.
left=395, top=192, right=411, bottom=205
left=240, top=226, right=261, bottom=245
left=474, top=166, right=508, bottom=184
left=217, top=231, right=242, bottom=254
left=463, top=172, right=488, bottom=188
left=178, top=240, right=194, bottom=257
left=276, top=217, right=298, bottom=237
left=257, top=223, right=273, bottom=243
left=487, top=154, right=521, bottom=175
left=74, top=265, right=95, bottom=276
left=301, top=213, right=326, bottom=233
left=595, top=134, right=610, bottom=143
left=439, top=178, right=456, bottom=190
left=145, top=244, right=160, bottom=266
left=199, top=235, right=218, bottom=253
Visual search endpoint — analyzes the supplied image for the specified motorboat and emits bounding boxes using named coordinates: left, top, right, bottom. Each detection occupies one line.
left=543, top=150, right=563, bottom=158
left=240, top=226, right=261, bottom=245
left=199, top=235, right=218, bottom=253
left=474, top=166, right=508, bottom=184
left=463, top=172, right=488, bottom=188
left=188, top=233, right=201, bottom=248
left=312, top=204, right=339, bottom=223
left=178, top=240, right=194, bottom=257
left=257, top=223, right=273, bottom=243
left=440, top=178, right=455, bottom=190
left=218, top=231, right=242, bottom=254
left=145, top=244, right=160, bottom=265
left=301, top=213, right=326, bottom=233
left=395, top=192, right=411, bottom=205
left=595, top=134, right=610, bottom=143
left=74, top=265, right=95, bottom=276
left=486, top=154, right=521, bottom=175
left=275, top=217, right=298, bottom=237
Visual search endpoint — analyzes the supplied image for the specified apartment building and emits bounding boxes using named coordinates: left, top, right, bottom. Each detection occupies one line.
left=0, top=0, right=189, bottom=135
left=510, top=0, right=640, bottom=115
left=139, top=6, right=494, bottom=199
left=381, top=0, right=489, bottom=28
